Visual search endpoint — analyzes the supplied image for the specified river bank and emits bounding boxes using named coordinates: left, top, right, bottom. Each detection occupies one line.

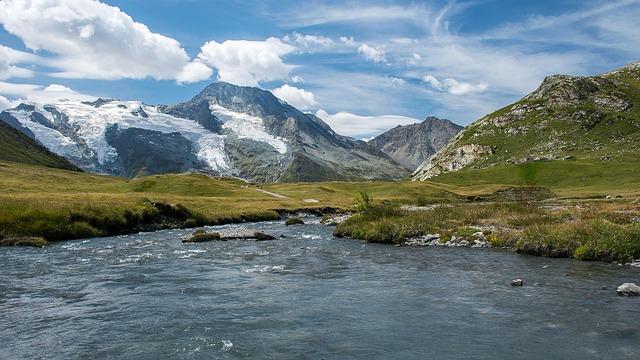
left=333, top=200, right=640, bottom=264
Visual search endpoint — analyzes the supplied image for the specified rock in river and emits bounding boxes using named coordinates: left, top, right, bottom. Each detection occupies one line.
left=616, top=283, right=640, bottom=296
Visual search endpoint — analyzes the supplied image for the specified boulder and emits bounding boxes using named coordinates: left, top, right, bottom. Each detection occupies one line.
left=183, top=231, right=221, bottom=243
left=616, top=283, right=640, bottom=296
left=285, top=218, right=304, bottom=226
left=254, top=232, right=276, bottom=241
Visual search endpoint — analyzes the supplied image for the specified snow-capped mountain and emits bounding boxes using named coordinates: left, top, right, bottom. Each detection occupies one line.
left=0, top=82, right=408, bottom=181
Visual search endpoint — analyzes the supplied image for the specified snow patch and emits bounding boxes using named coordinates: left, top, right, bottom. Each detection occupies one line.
left=7, top=100, right=231, bottom=173
left=209, top=104, right=287, bottom=154
left=6, top=108, right=83, bottom=159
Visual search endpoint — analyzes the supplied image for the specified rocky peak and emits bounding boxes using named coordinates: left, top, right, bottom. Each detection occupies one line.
left=369, top=116, right=463, bottom=170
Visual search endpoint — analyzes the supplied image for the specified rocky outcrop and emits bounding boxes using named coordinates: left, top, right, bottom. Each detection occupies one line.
left=413, top=143, right=494, bottom=180
left=403, top=231, right=490, bottom=248
left=412, top=61, right=640, bottom=180
left=616, top=283, right=640, bottom=296
left=183, top=229, right=276, bottom=243
left=369, top=117, right=462, bottom=170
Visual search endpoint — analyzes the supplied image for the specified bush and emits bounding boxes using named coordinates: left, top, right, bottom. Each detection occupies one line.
left=354, top=192, right=373, bottom=212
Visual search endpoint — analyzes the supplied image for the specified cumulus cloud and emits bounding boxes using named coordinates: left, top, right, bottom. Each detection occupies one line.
left=0, top=0, right=211, bottom=83
left=358, top=44, right=386, bottom=63
left=422, top=75, right=488, bottom=95
left=272, top=85, right=320, bottom=110
left=197, top=37, right=295, bottom=86
left=315, top=109, right=420, bottom=138
left=0, top=81, right=95, bottom=103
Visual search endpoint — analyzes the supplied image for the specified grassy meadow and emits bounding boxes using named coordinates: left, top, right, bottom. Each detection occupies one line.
left=1, top=158, right=638, bottom=264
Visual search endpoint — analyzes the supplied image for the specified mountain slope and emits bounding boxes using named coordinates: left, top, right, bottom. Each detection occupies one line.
left=413, top=61, right=640, bottom=185
left=369, top=117, right=462, bottom=170
left=162, top=82, right=408, bottom=182
left=0, top=118, right=79, bottom=170
left=0, top=82, right=407, bottom=182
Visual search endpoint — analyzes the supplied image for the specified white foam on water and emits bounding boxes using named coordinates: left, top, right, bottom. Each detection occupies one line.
left=243, top=265, right=286, bottom=273
left=221, top=340, right=233, bottom=352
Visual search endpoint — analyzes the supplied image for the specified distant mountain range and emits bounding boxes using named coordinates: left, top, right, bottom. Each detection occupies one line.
left=413, top=61, right=640, bottom=182
left=0, top=82, right=412, bottom=182
left=369, top=117, right=462, bottom=170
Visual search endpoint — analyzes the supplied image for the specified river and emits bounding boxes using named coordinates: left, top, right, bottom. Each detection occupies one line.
left=1, top=219, right=639, bottom=359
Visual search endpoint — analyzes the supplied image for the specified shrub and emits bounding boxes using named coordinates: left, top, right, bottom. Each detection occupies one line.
left=354, top=192, right=373, bottom=212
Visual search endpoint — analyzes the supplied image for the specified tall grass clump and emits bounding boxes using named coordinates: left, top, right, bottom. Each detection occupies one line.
left=518, top=220, right=640, bottom=262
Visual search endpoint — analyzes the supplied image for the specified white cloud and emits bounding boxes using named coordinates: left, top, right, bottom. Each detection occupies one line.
left=284, top=33, right=334, bottom=48
left=279, top=4, right=431, bottom=27
left=358, top=44, right=386, bottom=63
left=422, top=74, right=488, bottom=95
left=272, top=85, right=320, bottom=110
left=315, top=109, right=420, bottom=138
left=340, top=36, right=357, bottom=46
left=0, top=81, right=95, bottom=103
left=197, top=37, right=295, bottom=86
left=43, top=84, right=74, bottom=92
left=0, top=0, right=211, bottom=83
left=0, top=45, right=36, bottom=80
left=0, top=95, right=16, bottom=111
left=390, top=77, right=405, bottom=86
left=291, top=75, right=305, bottom=83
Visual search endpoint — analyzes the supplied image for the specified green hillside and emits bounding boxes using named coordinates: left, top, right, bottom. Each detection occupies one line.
left=413, top=61, right=640, bottom=193
left=0, top=120, right=79, bottom=171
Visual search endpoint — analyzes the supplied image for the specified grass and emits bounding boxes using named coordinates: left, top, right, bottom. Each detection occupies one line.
left=335, top=199, right=640, bottom=263
left=1, top=158, right=639, bottom=262
left=0, top=121, right=78, bottom=170
left=0, top=161, right=465, bottom=242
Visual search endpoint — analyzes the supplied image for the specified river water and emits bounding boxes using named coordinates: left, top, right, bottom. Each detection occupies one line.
left=1, top=219, right=639, bottom=359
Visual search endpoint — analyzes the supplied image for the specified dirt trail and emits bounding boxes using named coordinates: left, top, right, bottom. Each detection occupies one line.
left=253, top=188, right=292, bottom=199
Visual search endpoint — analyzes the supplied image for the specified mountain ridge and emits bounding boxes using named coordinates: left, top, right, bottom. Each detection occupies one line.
left=0, top=82, right=408, bottom=182
left=369, top=116, right=463, bottom=170
left=412, top=61, right=640, bottom=182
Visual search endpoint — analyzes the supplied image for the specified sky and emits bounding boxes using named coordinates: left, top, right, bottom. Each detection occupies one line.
left=1, top=0, right=639, bottom=139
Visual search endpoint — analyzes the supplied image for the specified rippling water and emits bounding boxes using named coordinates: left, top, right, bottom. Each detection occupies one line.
left=2, top=219, right=639, bottom=359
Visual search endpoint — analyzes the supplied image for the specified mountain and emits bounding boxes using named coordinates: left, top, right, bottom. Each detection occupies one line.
left=412, top=61, right=640, bottom=182
left=0, top=82, right=407, bottom=182
left=369, top=117, right=463, bottom=170
left=0, top=117, right=79, bottom=170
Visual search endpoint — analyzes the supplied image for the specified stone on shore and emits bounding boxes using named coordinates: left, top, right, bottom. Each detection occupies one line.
left=0, top=236, right=48, bottom=247
left=616, top=283, right=640, bottom=296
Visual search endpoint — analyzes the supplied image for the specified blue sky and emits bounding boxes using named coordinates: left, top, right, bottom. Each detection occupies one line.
left=1, top=0, right=639, bottom=138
